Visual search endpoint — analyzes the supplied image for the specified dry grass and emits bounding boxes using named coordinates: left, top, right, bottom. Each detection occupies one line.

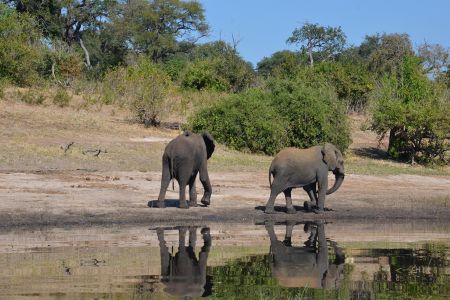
left=0, top=89, right=449, bottom=176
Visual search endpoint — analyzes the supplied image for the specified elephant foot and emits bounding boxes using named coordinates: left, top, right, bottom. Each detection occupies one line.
left=286, top=207, right=297, bottom=214
left=189, top=201, right=198, bottom=207
left=156, top=201, right=166, bottom=208
left=313, top=208, right=324, bottom=214
left=200, top=197, right=210, bottom=206
left=265, top=207, right=276, bottom=214
left=179, top=201, right=189, bottom=209
left=303, top=201, right=314, bottom=212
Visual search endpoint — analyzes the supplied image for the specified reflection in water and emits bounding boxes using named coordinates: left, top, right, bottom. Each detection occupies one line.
left=0, top=223, right=448, bottom=299
left=265, top=221, right=345, bottom=289
left=157, top=226, right=211, bottom=298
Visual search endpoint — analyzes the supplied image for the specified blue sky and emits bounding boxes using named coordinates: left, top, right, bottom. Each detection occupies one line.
left=198, top=0, right=450, bottom=66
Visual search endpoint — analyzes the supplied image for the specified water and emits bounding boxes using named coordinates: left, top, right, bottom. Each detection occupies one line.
left=0, top=222, right=448, bottom=299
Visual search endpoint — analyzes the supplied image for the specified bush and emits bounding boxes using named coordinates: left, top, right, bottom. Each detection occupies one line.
left=53, top=88, right=71, bottom=107
left=188, top=80, right=351, bottom=155
left=371, top=56, right=449, bottom=164
left=0, top=4, right=45, bottom=86
left=269, top=79, right=351, bottom=151
left=181, top=59, right=230, bottom=92
left=101, top=58, right=174, bottom=126
left=188, top=89, right=289, bottom=155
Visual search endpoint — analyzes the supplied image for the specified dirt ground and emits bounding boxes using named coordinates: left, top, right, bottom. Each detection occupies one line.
left=0, top=169, right=449, bottom=228
left=0, top=100, right=449, bottom=229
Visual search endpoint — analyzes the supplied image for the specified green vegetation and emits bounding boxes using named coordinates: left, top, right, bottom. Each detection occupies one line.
left=0, top=1, right=448, bottom=166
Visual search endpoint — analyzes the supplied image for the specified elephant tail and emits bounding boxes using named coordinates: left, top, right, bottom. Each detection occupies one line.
left=170, top=157, right=175, bottom=191
left=269, top=170, right=273, bottom=189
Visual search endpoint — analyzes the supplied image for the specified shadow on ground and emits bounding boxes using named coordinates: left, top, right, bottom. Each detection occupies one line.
left=254, top=205, right=306, bottom=213
left=352, top=147, right=389, bottom=160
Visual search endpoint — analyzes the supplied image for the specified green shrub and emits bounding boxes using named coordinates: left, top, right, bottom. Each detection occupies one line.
left=269, top=79, right=351, bottom=151
left=18, top=89, right=45, bottom=105
left=101, top=58, right=174, bottom=126
left=188, top=89, right=289, bottom=155
left=181, top=59, right=230, bottom=92
left=53, top=88, right=71, bottom=107
left=188, top=80, right=351, bottom=155
left=0, top=4, right=45, bottom=86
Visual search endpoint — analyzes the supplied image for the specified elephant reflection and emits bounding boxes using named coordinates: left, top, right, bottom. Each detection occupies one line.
left=157, top=227, right=212, bottom=298
left=265, top=221, right=345, bottom=289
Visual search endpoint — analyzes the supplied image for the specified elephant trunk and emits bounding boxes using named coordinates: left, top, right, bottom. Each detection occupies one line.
left=326, top=173, right=344, bottom=195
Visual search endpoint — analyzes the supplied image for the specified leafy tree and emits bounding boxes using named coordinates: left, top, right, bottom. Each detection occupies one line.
left=371, top=56, right=449, bottom=164
left=417, top=42, right=449, bottom=79
left=367, top=33, right=413, bottom=76
left=287, top=22, right=346, bottom=66
left=110, top=0, right=208, bottom=62
left=0, top=4, right=45, bottom=85
left=181, top=41, right=254, bottom=92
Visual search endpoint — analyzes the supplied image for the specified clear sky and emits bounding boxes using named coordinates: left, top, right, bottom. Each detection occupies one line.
left=198, top=0, right=450, bottom=66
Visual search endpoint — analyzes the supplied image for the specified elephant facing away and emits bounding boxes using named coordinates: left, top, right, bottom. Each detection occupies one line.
left=157, top=131, right=215, bottom=209
left=265, top=221, right=345, bottom=289
left=157, top=227, right=212, bottom=298
left=265, top=143, right=345, bottom=214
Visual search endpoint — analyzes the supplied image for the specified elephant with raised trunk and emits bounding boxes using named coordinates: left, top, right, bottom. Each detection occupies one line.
left=157, top=131, right=215, bottom=209
left=265, top=143, right=345, bottom=214
left=265, top=221, right=345, bottom=289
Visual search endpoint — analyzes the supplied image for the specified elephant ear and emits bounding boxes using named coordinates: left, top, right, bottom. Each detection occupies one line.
left=321, top=143, right=337, bottom=171
left=202, top=132, right=215, bottom=159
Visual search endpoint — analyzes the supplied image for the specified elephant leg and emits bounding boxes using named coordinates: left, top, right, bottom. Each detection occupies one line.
left=188, top=173, right=198, bottom=207
left=188, top=227, right=197, bottom=249
left=157, top=155, right=171, bottom=208
left=283, top=221, right=295, bottom=246
left=199, top=164, right=212, bottom=206
left=303, top=183, right=318, bottom=211
left=178, top=182, right=189, bottom=209
left=283, top=188, right=296, bottom=214
left=265, top=179, right=284, bottom=214
left=157, top=229, right=170, bottom=277
left=315, top=174, right=328, bottom=213
left=178, top=227, right=187, bottom=250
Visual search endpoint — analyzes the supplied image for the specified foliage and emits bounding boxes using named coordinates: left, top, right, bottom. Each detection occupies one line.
left=188, top=80, right=351, bottom=155
left=268, top=79, right=351, bottom=152
left=0, top=4, right=45, bottom=86
left=287, top=22, right=346, bottom=66
left=188, top=89, right=289, bottom=155
left=101, top=58, right=174, bottom=126
left=181, top=58, right=231, bottom=92
left=110, top=0, right=208, bottom=62
left=53, top=88, right=71, bottom=107
left=366, top=33, right=413, bottom=76
left=417, top=42, right=449, bottom=79
left=256, top=50, right=306, bottom=78
left=371, top=56, right=450, bottom=164
left=300, top=62, right=375, bottom=112
left=182, top=41, right=255, bottom=92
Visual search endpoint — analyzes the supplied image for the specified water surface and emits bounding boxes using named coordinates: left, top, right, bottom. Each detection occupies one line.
left=0, top=222, right=448, bottom=299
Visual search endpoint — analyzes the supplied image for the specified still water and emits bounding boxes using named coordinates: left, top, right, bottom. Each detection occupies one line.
left=0, top=222, right=448, bottom=299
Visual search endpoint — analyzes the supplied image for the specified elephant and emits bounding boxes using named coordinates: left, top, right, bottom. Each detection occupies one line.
left=265, top=221, right=345, bottom=289
left=157, top=227, right=212, bottom=298
left=264, top=143, right=345, bottom=214
left=157, top=131, right=215, bottom=209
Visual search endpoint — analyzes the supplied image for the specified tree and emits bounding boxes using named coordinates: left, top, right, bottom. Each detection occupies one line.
left=367, top=33, right=413, bottom=76
left=0, top=4, right=45, bottom=85
left=286, top=22, right=346, bottom=66
left=418, top=42, right=449, bottom=79
left=371, top=55, right=449, bottom=164
left=256, top=50, right=306, bottom=78
left=111, top=0, right=208, bottom=62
